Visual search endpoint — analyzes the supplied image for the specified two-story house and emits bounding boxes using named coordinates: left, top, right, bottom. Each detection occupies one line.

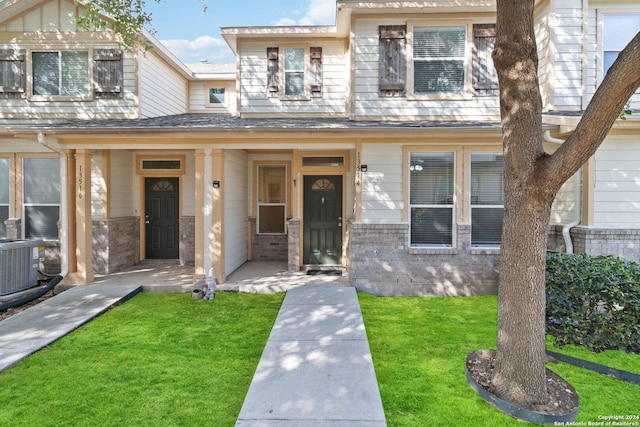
left=1, top=0, right=638, bottom=295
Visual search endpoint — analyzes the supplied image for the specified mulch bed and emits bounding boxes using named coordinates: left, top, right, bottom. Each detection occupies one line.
left=466, top=349, right=579, bottom=416
left=0, top=289, right=57, bottom=322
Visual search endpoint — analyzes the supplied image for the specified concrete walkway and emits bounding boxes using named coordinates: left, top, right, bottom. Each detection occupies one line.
left=236, top=285, right=387, bottom=426
left=0, top=284, right=141, bottom=372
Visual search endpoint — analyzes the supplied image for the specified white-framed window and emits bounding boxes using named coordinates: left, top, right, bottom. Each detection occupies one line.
left=470, top=152, right=504, bottom=246
left=266, top=46, right=322, bottom=99
left=31, top=50, right=90, bottom=98
left=412, top=25, right=467, bottom=95
left=22, top=158, right=60, bottom=240
left=283, top=47, right=306, bottom=97
left=207, top=87, right=226, bottom=106
left=0, top=158, right=9, bottom=238
left=602, top=13, right=640, bottom=75
left=257, top=165, right=287, bottom=234
left=409, top=152, right=455, bottom=247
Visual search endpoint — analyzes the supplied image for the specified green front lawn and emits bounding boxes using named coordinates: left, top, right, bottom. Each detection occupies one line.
left=1, top=292, right=637, bottom=426
left=0, top=293, right=283, bottom=427
left=359, top=294, right=640, bottom=427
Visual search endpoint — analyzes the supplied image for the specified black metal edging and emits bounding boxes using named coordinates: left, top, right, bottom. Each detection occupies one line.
left=547, top=350, right=640, bottom=385
left=465, top=351, right=580, bottom=425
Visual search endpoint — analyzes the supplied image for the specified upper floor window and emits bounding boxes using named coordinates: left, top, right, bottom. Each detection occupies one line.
left=409, top=152, right=455, bottom=247
left=32, top=51, right=90, bottom=98
left=207, top=87, right=226, bottom=106
left=0, top=48, right=123, bottom=101
left=266, top=46, right=322, bottom=100
left=412, top=25, right=467, bottom=95
left=379, top=23, right=498, bottom=98
left=602, top=13, right=640, bottom=74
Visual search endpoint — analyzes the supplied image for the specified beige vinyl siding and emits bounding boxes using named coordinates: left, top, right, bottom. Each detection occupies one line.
left=592, top=137, right=640, bottom=227
left=91, top=152, right=107, bottom=219
left=189, top=81, right=237, bottom=114
left=535, top=0, right=552, bottom=110
left=585, top=5, right=640, bottom=110
left=360, top=143, right=404, bottom=223
left=109, top=150, right=134, bottom=218
left=139, top=52, right=188, bottom=118
left=352, top=18, right=500, bottom=120
left=224, top=149, right=248, bottom=275
left=549, top=0, right=584, bottom=110
left=550, top=172, right=580, bottom=225
left=238, top=41, right=347, bottom=116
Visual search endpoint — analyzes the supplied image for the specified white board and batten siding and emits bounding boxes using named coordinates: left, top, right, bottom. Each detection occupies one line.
left=238, top=41, right=347, bottom=116
left=352, top=18, right=500, bottom=121
left=592, top=137, right=640, bottom=228
left=138, top=52, right=188, bottom=118
left=224, top=149, right=249, bottom=275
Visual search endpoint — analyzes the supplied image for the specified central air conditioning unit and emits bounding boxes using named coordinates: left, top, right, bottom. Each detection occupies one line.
left=0, top=239, right=44, bottom=296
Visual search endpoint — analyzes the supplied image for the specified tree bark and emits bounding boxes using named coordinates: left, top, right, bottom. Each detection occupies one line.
left=491, top=0, right=640, bottom=409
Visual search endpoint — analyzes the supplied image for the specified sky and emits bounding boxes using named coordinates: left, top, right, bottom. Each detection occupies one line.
left=145, top=0, right=338, bottom=65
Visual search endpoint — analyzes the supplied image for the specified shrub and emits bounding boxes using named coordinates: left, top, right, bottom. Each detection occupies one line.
left=546, top=252, right=640, bottom=354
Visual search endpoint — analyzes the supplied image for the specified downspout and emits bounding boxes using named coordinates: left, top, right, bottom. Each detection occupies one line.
left=37, top=132, right=69, bottom=276
left=544, top=131, right=581, bottom=253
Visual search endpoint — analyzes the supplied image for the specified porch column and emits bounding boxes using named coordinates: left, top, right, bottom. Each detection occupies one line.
left=194, top=149, right=206, bottom=280
left=64, top=149, right=93, bottom=284
left=212, top=149, right=225, bottom=283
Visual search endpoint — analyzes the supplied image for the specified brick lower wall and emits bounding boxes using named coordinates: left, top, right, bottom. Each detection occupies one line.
left=570, top=226, right=640, bottom=263
left=247, top=217, right=288, bottom=262
left=180, top=216, right=195, bottom=266
left=4, top=218, right=60, bottom=275
left=346, top=221, right=500, bottom=296
left=288, top=218, right=300, bottom=271
left=93, top=217, right=140, bottom=274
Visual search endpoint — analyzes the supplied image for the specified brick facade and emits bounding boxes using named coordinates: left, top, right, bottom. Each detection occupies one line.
left=570, top=226, right=640, bottom=263
left=179, top=216, right=195, bottom=266
left=3, top=218, right=60, bottom=275
left=247, top=217, right=288, bottom=262
left=287, top=218, right=300, bottom=271
left=92, top=217, right=140, bottom=274
left=346, top=221, right=500, bottom=296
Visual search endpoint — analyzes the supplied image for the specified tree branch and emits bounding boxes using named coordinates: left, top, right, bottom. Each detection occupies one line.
left=543, top=31, right=640, bottom=187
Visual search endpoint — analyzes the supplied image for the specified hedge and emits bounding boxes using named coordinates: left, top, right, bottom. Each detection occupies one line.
left=546, top=252, right=640, bottom=354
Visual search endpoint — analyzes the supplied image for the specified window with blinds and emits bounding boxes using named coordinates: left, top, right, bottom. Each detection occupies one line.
left=470, top=152, right=504, bottom=246
left=409, top=152, right=455, bottom=246
left=258, top=165, right=287, bottom=234
left=412, top=25, right=466, bottom=95
left=283, top=47, right=306, bottom=97
left=32, top=51, right=89, bottom=97
left=22, top=158, right=60, bottom=239
left=0, top=158, right=9, bottom=238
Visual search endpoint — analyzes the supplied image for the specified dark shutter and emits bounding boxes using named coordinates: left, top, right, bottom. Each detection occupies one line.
left=267, top=47, right=279, bottom=98
left=472, top=24, right=499, bottom=96
left=310, top=47, right=322, bottom=98
left=93, top=49, right=123, bottom=99
left=379, top=25, right=406, bottom=97
left=0, top=49, right=26, bottom=99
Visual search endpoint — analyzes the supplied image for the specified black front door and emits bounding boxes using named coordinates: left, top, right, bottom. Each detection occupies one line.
left=303, top=175, right=342, bottom=265
left=145, top=177, right=179, bottom=259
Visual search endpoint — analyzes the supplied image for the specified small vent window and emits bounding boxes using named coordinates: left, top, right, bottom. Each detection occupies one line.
left=302, top=157, right=344, bottom=167
left=141, top=160, right=182, bottom=170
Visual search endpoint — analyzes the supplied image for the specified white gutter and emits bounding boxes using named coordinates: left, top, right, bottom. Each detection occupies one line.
left=544, top=131, right=581, bottom=253
left=37, top=132, right=69, bottom=276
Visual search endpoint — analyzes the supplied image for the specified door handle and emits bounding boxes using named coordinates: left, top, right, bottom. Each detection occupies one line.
left=145, top=220, right=150, bottom=224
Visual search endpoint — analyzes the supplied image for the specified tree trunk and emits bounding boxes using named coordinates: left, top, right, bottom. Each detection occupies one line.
left=491, top=0, right=552, bottom=407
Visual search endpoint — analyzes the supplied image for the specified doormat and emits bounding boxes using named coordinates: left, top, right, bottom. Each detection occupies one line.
left=306, top=270, right=342, bottom=276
